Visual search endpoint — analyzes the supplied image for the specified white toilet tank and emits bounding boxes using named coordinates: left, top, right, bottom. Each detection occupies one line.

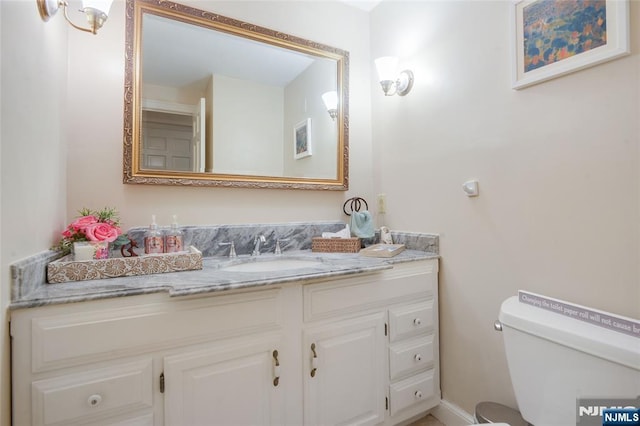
left=499, top=294, right=640, bottom=426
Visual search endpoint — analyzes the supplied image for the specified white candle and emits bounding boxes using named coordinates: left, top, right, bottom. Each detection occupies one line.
left=73, top=242, right=95, bottom=261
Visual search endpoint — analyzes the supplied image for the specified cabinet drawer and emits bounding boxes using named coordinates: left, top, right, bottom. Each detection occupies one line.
left=31, top=289, right=281, bottom=372
left=31, top=359, right=153, bottom=426
left=304, top=260, right=436, bottom=322
left=388, top=300, right=434, bottom=342
left=389, top=335, right=434, bottom=381
left=389, top=370, right=436, bottom=416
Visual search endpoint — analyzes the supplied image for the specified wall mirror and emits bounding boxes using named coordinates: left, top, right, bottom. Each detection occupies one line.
left=123, top=0, right=349, bottom=190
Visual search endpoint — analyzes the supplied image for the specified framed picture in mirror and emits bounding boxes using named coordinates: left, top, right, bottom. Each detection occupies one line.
left=294, top=118, right=312, bottom=159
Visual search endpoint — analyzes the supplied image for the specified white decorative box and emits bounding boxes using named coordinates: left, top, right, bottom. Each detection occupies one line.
left=47, top=246, right=202, bottom=284
left=359, top=244, right=405, bottom=258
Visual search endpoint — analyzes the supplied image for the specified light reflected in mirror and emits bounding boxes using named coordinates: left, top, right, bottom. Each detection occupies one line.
left=123, top=0, right=349, bottom=190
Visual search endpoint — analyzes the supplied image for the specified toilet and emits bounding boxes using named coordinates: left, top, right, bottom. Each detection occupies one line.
left=494, top=294, right=640, bottom=425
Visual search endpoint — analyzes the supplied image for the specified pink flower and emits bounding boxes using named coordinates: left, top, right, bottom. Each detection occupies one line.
left=84, top=222, right=121, bottom=243
left=71, top=215, right=98, bottom=232
left=62, top=228, right=73, bottom=238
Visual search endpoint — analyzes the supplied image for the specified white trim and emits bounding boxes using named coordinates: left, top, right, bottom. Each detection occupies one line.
left=431, top=399, right=476, bottom=426
left=141, top=98, right=194, bottom=115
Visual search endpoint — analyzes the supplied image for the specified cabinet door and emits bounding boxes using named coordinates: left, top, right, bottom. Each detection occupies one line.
left=163, top=335, right=284, bottom=426
left=304, top=313, right=386, bottom=426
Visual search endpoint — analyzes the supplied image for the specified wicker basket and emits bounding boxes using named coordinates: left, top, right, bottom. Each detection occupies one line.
left=311, top=237, right=361, bottom=253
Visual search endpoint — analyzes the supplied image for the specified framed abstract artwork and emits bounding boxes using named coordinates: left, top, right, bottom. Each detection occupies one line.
left=294, top=118, right=312, bottom=159
left=510, top=0, right=629, bottom=89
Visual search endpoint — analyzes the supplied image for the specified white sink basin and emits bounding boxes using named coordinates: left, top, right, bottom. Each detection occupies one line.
left=221, top=258, right=323, bottom=273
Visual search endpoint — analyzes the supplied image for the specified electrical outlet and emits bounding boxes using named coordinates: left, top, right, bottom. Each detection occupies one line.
left=377, top=194, right=387, bottom=214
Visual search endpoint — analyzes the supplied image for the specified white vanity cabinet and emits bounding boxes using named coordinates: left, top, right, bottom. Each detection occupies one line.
left=163, top=334, right=286, bottom=425
left=302, top=258, right=440, bottom=425
left=303, top=313, right=387, bottom=426
left=11, top=288, right=287, bottom=426
left=11, top=258, right=439, bottom=426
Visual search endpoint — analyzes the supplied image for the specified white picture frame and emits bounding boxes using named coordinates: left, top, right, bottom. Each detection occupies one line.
left=510, top=0, right=629, bottom=90
left=294, top=118, right=312, bottom=159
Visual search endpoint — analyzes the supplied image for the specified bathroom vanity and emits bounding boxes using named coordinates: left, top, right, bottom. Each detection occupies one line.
left=10, top=225, right=440, bottom=426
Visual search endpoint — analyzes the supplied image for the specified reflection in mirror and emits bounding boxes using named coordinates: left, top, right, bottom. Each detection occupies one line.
left=123, top=0, right=349, bottom=190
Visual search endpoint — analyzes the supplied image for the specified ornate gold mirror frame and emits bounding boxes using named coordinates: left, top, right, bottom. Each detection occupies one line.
left=123, top=0, right=349, bottom=190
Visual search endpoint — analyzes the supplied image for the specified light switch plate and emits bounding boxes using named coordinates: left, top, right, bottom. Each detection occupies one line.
left=377, top=193, right=387, bottom=214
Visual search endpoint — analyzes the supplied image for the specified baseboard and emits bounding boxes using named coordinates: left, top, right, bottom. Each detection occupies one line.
left=431, top=399, right=476, bottom=426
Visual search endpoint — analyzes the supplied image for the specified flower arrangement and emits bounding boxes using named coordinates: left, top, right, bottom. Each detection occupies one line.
left=54, top=207, right=129, bottom=256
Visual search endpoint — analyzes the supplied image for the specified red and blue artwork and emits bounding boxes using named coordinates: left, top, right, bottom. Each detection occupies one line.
left=523, top=0, right=607, bottom=72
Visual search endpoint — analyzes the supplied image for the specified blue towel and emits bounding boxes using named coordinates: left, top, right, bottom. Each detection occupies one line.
left=350, top=211, right=374, bottom=239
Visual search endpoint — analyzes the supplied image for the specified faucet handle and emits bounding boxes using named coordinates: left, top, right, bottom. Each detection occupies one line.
left=252, top=235, right=267, bottom=256
left=218, top=242, right=237, bottom=258
left=275, top=238, right=290, bottom=255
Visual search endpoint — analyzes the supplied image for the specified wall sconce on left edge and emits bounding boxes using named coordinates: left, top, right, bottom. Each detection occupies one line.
left=37, top=0, right=113, bottom=34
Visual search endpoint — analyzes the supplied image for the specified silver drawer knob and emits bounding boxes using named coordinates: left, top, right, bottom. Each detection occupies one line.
left=414, top=390, right=423, bottom=399
left=414, top=354, right=422, bottom=362
left=87, top=394, right=102, bottom=407
left=413, top=318, right=422, bottom=326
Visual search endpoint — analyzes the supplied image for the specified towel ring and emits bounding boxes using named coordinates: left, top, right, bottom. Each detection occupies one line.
left=343, top=197, right=368, bottom=216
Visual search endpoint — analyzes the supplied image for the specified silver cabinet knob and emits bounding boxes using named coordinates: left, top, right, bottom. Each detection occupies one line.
left=413, top=318, right=422, bottom=326
left=414, top=354, right=422, bottom=362
left=494, top=320, right=503, bottom=331
left=414, top=390, right=423, bottom=399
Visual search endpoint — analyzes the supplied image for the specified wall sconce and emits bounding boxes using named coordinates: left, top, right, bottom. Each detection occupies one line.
left=322, top=91, right=338, bottom=121
left=37, top=0, right=114, bottom=34
left=374, top=56, right=414, bottom=96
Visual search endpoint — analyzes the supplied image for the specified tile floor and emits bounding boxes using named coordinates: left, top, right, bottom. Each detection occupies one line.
left=408, top=414, right=446, bottom=426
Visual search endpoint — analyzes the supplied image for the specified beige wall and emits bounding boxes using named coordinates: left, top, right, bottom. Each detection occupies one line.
left=0, top=1, right=69, bottom=424
left=213, top=75, right=284, bottom=176
left=371, top=0, right=640, bottom=415
left=66, top=0, right=373, bottom=229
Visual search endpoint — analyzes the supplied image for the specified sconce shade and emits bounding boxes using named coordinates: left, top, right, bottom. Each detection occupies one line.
left=375, top=56, right=399, bottom=82
left=322, top=91, right=338, bottom=121
left=322, top=91, right=338, bottom=110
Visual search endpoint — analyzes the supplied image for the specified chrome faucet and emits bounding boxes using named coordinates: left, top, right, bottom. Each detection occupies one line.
left=218, top=241, right=236, bottom=258
left=275, top=238, right=290, bottom=255
left=252, top=235, right=266, bottom=256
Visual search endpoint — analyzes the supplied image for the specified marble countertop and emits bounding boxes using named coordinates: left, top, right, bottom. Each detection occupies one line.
left=10, top=249, right=438, bottom=309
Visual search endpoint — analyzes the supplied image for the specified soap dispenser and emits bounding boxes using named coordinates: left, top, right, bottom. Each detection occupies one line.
left=144, top=214, right=164, bottom=254
left=164, top=215, right=184, bottom=253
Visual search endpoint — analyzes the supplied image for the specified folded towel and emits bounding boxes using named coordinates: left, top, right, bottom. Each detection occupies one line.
left=350, top=211, right=374, bottom=239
